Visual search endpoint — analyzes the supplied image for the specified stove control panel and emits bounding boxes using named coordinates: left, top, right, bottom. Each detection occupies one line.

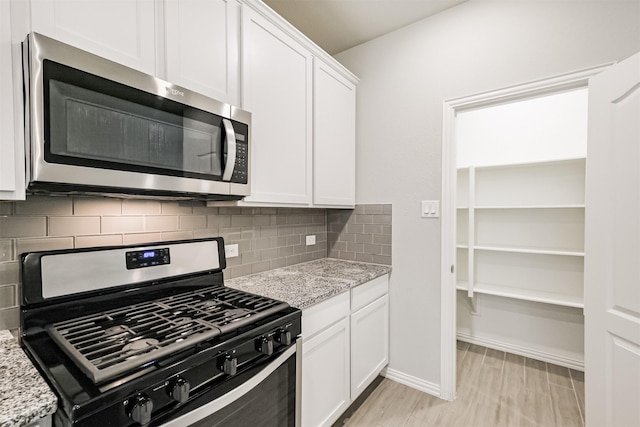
left=126, top=248, right=170, bottom=269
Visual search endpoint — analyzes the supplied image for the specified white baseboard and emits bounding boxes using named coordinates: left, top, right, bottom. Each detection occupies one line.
left=457, top=332, right=584, bottom=371
left=381, top=367, right=441, bottom=398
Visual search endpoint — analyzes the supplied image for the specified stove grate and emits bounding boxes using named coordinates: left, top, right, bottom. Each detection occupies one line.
left=47, top=285, right=289, bottom=383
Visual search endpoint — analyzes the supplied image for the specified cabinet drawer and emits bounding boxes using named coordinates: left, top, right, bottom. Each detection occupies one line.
left=351, top=275, right=389, bottom=312
left=302, top=291, right=349, bottom=339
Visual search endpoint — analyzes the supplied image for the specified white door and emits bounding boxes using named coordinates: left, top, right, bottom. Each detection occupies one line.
left=584, top=52, right=640, bottom=426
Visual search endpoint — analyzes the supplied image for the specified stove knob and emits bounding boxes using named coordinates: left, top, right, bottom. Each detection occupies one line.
left=276, top=329, right=292, bottom=346
left=220, top=355, right=237, bottom=376
left=129, top=394, right=153, bottom=425
left=169, top=377, right=190, bottom=403
left=257, top=337, right=274, bottom=355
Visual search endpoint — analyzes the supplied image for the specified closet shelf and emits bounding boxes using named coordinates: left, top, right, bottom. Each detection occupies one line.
left=473, top=205, right=585, bottom=210
left=456, top=245, right=583, bottom=257
left=474, top=245, right=584, bottom=257
left=456, top=281, right=583, bottom=308
left=457, top=156, right=586, bottom=172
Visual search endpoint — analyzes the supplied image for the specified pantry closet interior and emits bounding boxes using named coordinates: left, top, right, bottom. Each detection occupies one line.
left=455, top=86, right=588, bottom=370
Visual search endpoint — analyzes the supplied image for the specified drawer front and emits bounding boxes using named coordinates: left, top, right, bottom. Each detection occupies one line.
left=351, top=274, right=389, bottom=312
left=302, top=291, right=350, bottom=338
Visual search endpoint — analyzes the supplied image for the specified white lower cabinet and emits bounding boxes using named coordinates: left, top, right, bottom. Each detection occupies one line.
left=302, top=316, right=351, bottom=427
left=301, top=274, right=389, bottom=427
left=350, top=294, right=389, bottom=398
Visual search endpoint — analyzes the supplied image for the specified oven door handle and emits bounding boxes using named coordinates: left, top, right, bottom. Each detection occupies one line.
left=222, top=118, right=236, bottom=182
left=160, top=341, right=299, bottom=427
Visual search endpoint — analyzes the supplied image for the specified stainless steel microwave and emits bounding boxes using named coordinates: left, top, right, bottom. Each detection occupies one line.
left=22, top=33, right=250, bottom=200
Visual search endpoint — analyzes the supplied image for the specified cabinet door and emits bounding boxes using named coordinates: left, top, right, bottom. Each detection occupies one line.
left=164, top=0, right=239, bottom=105
left=351, top=294, right=389, bottom=398
left=241, top=8, right=312, bottom=205
left=302, top=317, right=350, bottom=427
left=0, top=0, right=25, bottom=200
left=313, top=59, right=356, bottom=207
left=30, top=0, right=156, bottom=74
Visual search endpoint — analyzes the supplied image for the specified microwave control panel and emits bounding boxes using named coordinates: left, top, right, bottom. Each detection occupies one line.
left=231, top=140, right=248, bottom=184
left=230, top=122, right=248, bottom=184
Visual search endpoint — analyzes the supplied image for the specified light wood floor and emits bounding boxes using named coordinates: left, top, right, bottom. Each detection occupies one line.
left=338, top=342, right=585, bottom=427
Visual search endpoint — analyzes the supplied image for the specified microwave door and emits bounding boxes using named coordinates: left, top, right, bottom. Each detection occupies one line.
left=182, top=118, right=223, bottom=177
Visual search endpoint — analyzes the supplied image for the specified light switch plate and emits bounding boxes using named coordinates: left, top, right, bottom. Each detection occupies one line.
left=305, top=235, right=316, bottom=246
left=225, top=244, right=239, bottom=258
left=421, top=200, right=440, bottom=218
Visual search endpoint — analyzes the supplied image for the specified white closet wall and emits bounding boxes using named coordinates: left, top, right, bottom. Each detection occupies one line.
left=456, top=88, right=587, bottom=369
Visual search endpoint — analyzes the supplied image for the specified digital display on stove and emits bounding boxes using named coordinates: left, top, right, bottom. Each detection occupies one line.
left=125, top=248, right=170, bottom=269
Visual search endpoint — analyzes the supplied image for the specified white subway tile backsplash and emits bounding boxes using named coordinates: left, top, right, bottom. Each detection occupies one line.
left=179, top=215, right=206, bottom=230
left=0, top=240, right=13, bottom=262
left=15, top=196, right=73, bottom=215
left=193, top=229, right=220, bottom=239
left=145, top=216, right=179, bottom=232
left=231, top=215, right=253, bottom=227
left=0, top=284, right=16, bottom=307
left=122, top=200, right=162, bottom=215
left=76, top=234, right=123, bottom=248
left=0, top=262, right=18, bottom=285
left=1, top=199, right=390, bottom=329
left=327, top=204, right=392, bottom=266
left=0, top=202, right=12, bottom=215
left=102, top=216, right=144, bottom=234
left=160, top=201, right=193, bottom=215
left=161, top=231, right=194, bottom=241
left=16, top=237, right=74, bottom=255
left=208, top=214, right=231, bottom=229
left=74, top=198, right=122, bottom=215
left=49, top=216, right=101, bottom=236
left=123, top=233, right=163, bottom=245
left=0, top=217, right=47, bottom=238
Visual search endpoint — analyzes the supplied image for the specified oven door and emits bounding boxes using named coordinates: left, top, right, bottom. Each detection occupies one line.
left=156, top=341, right=301, bottom=427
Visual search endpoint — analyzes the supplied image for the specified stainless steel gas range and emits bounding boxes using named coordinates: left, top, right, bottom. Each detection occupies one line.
left=19, top=238, right=301, bottom=426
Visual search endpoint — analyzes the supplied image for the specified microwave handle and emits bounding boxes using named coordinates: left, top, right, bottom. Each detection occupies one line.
left=222, top=119, right=237, bottom=182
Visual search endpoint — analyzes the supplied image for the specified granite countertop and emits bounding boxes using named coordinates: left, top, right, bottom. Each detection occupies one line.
left=0, top=331, right=57, bottom=427
left=226, top=258, right=391, bottom=309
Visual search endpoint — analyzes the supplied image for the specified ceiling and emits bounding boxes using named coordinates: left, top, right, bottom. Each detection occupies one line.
left=263, top=0, right=468, bottom=55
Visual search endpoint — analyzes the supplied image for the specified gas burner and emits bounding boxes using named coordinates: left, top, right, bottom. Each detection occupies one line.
left=223, top=308, right=251, bottom=322
left=201, top=301, right=217, bottom=308
left=104, top=325, right=129, bottom=336
left=123, top=338, right=159, bottom=353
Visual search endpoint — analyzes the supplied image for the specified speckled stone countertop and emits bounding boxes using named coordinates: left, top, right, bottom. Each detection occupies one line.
left=0, top=331, right=57, bottom=427
left=226, top=258, right=391, bottom=309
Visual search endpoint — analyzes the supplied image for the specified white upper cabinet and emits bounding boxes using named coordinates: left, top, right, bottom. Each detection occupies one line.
left=30, top=0, right=157, bottom=74
left=0, top=0, right=25, bottom=200
left=163, top=0, right=240, bottom=105
left=313, top=60, right=356, bottom=207
left=241, top=6, right=313, bottom=205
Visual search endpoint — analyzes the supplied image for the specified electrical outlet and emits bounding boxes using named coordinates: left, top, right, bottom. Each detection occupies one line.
left=421, top=200, right=440, bottom=218
left=305, top=235, right=316, bottom=246
left=225, top=244, right=239, bottom=258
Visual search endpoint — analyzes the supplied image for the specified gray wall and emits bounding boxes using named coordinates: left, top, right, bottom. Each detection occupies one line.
left=336, top=0, right=640, bottom=389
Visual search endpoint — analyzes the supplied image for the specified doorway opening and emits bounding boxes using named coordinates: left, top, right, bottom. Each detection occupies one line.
left=439, top=64, right=611, bottom=401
